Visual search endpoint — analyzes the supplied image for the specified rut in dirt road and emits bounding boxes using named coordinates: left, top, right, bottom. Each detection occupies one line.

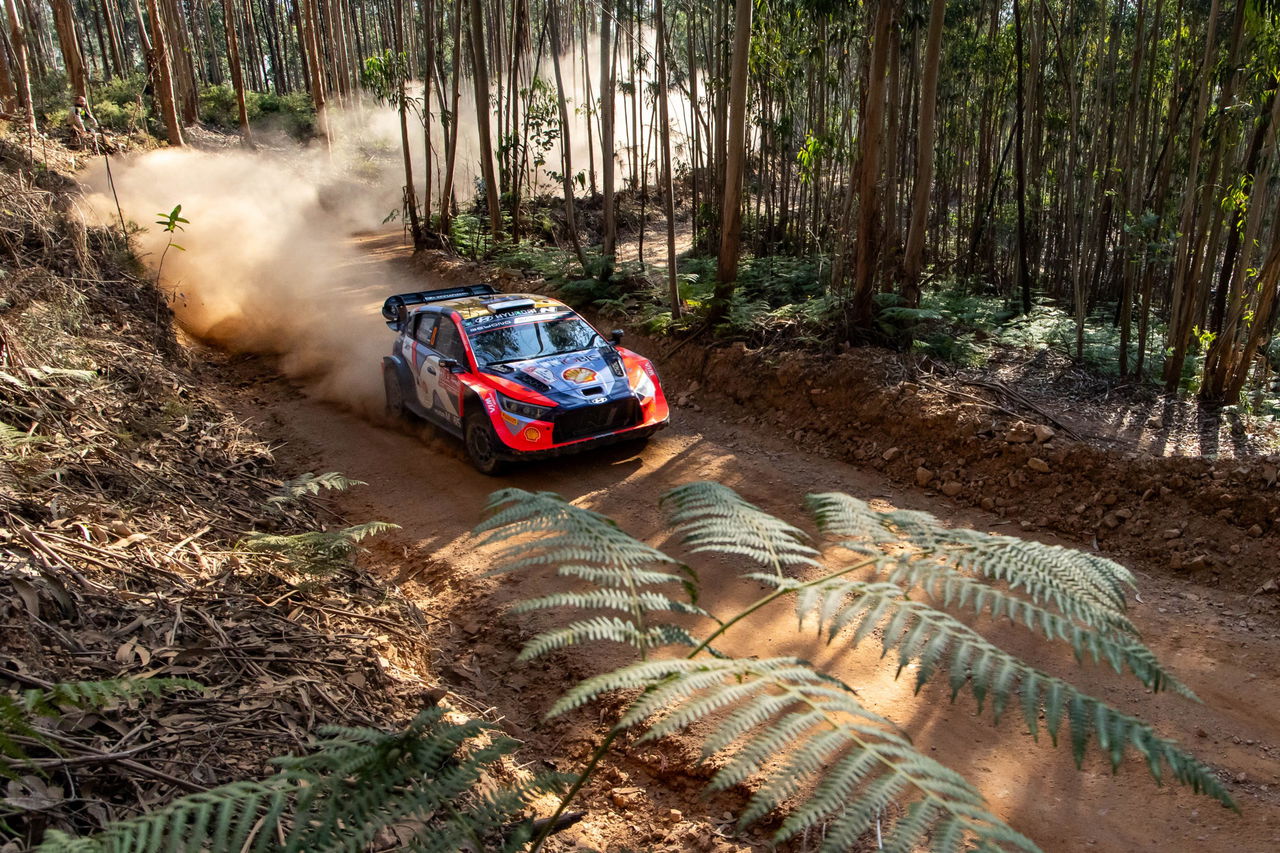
left=214, top=231, right=1280, bottom=853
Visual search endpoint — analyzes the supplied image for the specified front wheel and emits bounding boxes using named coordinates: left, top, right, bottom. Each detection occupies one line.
left=464, top=413, right=507, bottom=476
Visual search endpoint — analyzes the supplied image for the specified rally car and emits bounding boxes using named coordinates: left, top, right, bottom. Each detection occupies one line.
left=381, top=284, right=670, bottom=474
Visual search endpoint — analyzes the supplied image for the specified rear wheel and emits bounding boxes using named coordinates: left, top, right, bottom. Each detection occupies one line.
left=464, top=412, right=506, bottom=475
left=384, top=367, right=407, bottom=421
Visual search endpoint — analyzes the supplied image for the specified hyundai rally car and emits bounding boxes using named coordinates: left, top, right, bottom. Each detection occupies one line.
left=381, top=284, right=670, bottom=474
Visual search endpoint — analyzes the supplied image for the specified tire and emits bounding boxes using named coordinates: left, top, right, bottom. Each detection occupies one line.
left=464, top=412, right=507, bottom=475
left=384, top=367, right=407, bottom=421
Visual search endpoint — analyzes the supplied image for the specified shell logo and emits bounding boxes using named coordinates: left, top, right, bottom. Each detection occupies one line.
left=562, top=366, right=598, bottom=384
left=522, top=427, right=542, bottom=442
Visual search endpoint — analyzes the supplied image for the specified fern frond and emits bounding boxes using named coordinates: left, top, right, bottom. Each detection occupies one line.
left=239, top=521, right=398, bottom=575
left=37, top=708, right=563, bottom=853
left=477, top=488, right=699, bottom=658
left=0, top=420, right=42, bottom=448
left=549, top=657, right=1039, bottom=853
left=517, top=617, right=700, bottom=660
left=879, top=560, right=1194, bottom=697
left=773, top=577, right=1232, bottom=807
left=663, top=481, right=820, bottom=576
left=805, top=491, right=898, bottom=551
left=513, top=589, right=706, bottom=617
left=808, top=492, right=1137, bottom=635
left=949, top=536, right=1134, bottom=632
left=2, top=679, right=201, bottom=780
left=266, top=471, right=367, bottom=505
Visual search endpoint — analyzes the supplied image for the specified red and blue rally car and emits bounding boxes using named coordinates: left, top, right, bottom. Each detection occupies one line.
left=381, top=284, right=670, bottom=474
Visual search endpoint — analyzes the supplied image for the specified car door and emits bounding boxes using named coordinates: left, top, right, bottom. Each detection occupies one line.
left=424, top=317, right=467, bottom=428
left=405, top=311, right=440, bottom=415
left=408, top=312, right=466, bottom=429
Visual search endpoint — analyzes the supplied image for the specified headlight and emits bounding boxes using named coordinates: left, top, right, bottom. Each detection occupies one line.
left=631, top=369, right=655, bottom=399
left=498, top=392, right=554, bottom=420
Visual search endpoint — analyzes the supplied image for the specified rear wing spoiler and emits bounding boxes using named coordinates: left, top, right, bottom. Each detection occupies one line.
left=381, top=284, right=498, bottom=330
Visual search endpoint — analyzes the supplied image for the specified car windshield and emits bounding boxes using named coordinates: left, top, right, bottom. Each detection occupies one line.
left=468, top=314, right=605, bottom=366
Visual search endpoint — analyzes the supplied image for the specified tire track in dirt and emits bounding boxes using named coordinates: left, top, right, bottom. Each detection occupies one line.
left=225, top=230, right=1280, bottom=853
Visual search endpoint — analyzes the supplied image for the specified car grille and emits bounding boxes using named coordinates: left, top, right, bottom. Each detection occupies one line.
left=553, top=398, right=642, bottom=442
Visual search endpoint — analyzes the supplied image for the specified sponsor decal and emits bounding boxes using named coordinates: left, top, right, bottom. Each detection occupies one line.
left=562, top=366, right=598, bottom=384
left=482, top=395, right=497, bottom=414
left=500, top=412, right=520, bottom=432
left=523, top=365, right=556, bottom=384
left=589, top=396, right=607, bottom=405
left=522, top=427, right=542, bottom=442
left=463, top=307, right=568, bottom=329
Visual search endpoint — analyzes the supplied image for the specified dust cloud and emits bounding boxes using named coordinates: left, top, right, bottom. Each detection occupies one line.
left=82, top=128, right=418, bottom=417
left=79, top=34, right=691, bottom=415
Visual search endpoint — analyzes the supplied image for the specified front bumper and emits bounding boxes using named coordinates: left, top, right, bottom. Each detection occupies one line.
left=494, top=417, right=669, bottom=461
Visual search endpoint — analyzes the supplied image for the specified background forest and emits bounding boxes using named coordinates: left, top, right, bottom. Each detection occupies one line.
left=3, top=0, right=1280, bottom=407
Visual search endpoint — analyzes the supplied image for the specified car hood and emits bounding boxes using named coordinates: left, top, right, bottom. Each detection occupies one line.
left=487, top=348, right=627, bottom=401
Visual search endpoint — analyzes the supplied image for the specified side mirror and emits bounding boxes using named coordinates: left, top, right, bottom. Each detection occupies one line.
left=439, top=358, right=462, bottom=373
left=609, top=329, right=624, bottom=346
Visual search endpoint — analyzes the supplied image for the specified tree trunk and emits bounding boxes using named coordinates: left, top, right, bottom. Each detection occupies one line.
left=847, top=0, right=893, bottom=329
left=438, top=0, right=463, bottom=235
left=468, top=0, right=501, bottom=236
left=901, top=0, right=945, bottom=308
left=599, top=0, right=616, bottom=270
left=144, top=0, right=183, bottom=144
left=421, top=0, right=434, bottom=230
left=301, top=0, right=328, bottom=140
left=50, top=0, right=88, bottom=99
left=4, top=0, right=36, bottom=135
left=1012, top=0, right=1032, bottom=315
left=222, top=0, right=251, bottom=141
left=393, top=0, right=422, bottom=247
left=655, top=0, right=680, bottom=317
left=712, top=0, right=753, bottom=314
left=547, top=0, right=583, bottom=265
left=1162, top=0, right=1223, bottom=391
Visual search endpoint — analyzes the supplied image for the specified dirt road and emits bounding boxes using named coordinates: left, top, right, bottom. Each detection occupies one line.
left=223, top=232, right=1279, bottom=852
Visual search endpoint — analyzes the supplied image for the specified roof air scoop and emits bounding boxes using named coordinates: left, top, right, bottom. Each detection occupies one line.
left=489, top=298, right=537, bottom=313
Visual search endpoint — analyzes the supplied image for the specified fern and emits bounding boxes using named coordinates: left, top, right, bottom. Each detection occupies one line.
left=238, top=520, right=398, bottom=576
left=766, top=576, right=1227, bottom=798
left=479, top=481, right=1237, bottom=852
left=809, top=493, right=1136, bottom=634
left=478, top=489, right=707, bottom=659
left=36, top=707, right=567, bottom=853
left=2, top=679, right=201, bottom=780
left=551, top=657, right=1039, bottom=852
left=663, top=481, right=820, bottom=577
left=265, top=471, right=367, bottom=506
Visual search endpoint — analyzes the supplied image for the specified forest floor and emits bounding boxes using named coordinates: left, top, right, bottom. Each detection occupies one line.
left=207, top=229, right=1280, bottom=852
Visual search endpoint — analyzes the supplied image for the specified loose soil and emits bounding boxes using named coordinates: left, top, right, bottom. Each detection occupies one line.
left=215, top=230, right=1280, bottom=852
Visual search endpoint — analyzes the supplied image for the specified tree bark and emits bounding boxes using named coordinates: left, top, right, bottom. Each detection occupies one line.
left=4, top=0, right=36, bottom=135
left=438, top=0, right=463, bottom=234
left=222, top=0, right=251, bottom=141
left=547, top=0, right=583, bottom=265
left=1012, top=0, right=1032, bottom=315
left=847, top=0, right=893, bottom=329
left=655, top=0, right=680, bottom=317
left=50, top=0, right=88, bottom=99
left=712, top=0, right=754, bottom=314
left=599, top=0, right=616, bottom=269
left=901, top=0, right=945, bottom=308
left=144, top=0, right=183, bottom=144
left=468, top=0, right=501, bottom=236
